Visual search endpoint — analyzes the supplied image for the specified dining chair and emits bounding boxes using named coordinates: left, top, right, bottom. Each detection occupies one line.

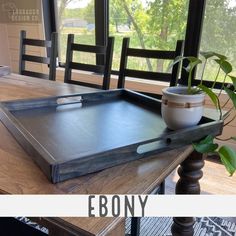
left=19, top=30, right=58, bottom=81
left=117, top=38, right=184, bottom=98
left=64, top=34, right=114, bottom=90
left=118, top=38, right=184, bottom=236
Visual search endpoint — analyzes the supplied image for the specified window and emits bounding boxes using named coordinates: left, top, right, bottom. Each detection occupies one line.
left=55, top=0, right=96, bottom=64
left=109, top=0, right=189, bottom=72
left=197, top=0, right=236, bottom=84
left=46, top=0, right=205, bottom=82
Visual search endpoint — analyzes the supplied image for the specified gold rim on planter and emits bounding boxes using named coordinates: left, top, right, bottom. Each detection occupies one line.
left=162, top=99, right=205, bottom=108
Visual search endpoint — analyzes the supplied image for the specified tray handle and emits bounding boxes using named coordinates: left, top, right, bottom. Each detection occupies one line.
left=57, top=96, right=83, bottom=106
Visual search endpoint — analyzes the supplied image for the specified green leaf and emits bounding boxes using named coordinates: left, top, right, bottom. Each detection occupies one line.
left=190, top=58, right=202, bottom=68
left=187, top=57, right=202, bottom=64
left=167, top=56, right=186, bottom=71
left=214, top=59, right=232, bottom=74
left=218, top=146, right=236, bottom=176
left=200, top=51, right=227, bottom=61
left=168, top=56, right=201, bottom=77
left=193, top=135, right=218, bottom=154
left=224, top=87, right=236, bottom=109
left=213, top=52, right=227, bottom=61
left=198, top=84, right=220, bottom=110
left=184, top=58, right=202, bottom=73
left=200, top=51, right=215, bottom=59
left=204, top=135, right=215, bottom=143
left=228, top=75, right=236, bottom=89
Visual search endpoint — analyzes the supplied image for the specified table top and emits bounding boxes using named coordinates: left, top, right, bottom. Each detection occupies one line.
left=0, top=73, right=193, bottom=235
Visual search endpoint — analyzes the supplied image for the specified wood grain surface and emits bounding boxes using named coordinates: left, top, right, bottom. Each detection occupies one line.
left=0, top=74, right=193, bottom=235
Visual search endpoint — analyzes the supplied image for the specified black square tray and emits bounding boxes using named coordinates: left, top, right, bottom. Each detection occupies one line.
left=0, top=89, right=223, bottom=183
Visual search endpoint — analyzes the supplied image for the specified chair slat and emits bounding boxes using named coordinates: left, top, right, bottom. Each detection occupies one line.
left=125, top=69, right=172, bottom=82
left=21, top=70, right=49, bottom=80
left=22, top=55, right=50, bottom=64
left=127, top=48, right=176, bottom=59
left=23, top=38, right=52, bottom=48
left=118, top=37, right=184, bottom=92
left=71, top=44, right=106, bottom=54
left=70, top=62, right=104, bottom=74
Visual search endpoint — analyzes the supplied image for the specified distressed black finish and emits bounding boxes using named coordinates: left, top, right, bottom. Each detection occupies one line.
left=19, top=30, right=58, bottom=81
left=64, top=34, right=114, bottom=90
left=171, top=217, right=195, bottom=236
left=175, top=151, right=205, bottom=194
left=0, top=90, right=222, bottom=183
left=118, top=38, right=184, bottom=94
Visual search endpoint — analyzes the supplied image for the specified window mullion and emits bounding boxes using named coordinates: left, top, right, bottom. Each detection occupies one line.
left=95, top=0, right=108, bottom=65
left=180, top=0, right=206, bottom=85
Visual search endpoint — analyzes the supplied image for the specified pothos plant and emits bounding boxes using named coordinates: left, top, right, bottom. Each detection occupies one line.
left=170, top=52, right=236, bottom=176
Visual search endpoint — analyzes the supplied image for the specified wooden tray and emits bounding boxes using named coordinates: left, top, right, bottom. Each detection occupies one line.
left=0, top=89, right=223, bottom=183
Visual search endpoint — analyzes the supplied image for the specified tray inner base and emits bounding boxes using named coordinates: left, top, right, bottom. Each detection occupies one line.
left=11, top=97, right=167, bottom=162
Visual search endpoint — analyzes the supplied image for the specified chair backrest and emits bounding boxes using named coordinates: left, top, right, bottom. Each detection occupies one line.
left=117, top=38, right=184, bottom=95
left=19, top=30, right=58, bottom=81
left=64, top=34, right=114, bottom=90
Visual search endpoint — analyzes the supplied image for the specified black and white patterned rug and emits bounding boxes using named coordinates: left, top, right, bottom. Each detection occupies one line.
left=15, top=217, right=48, bottom=235
left=14, top=217, right=236, bottom=235
left=125, top=217, right=236, bottom=236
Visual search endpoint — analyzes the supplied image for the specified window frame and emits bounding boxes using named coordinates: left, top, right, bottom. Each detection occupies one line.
left=44, top=0, right=213, bottom=87
left=179, top=0, right=206, bottom=86
left=42, top=0, right=57, bottom=41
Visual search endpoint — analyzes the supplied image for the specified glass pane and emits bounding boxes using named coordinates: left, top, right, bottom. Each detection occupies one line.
left=56, top=0, right=95, bottom=63
left=198, top=0, right=236, bottom=83
left=109, top=0, right=189, bottom=71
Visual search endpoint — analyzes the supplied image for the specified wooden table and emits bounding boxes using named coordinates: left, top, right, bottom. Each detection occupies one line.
left=0, top=74, right=204, bottom=236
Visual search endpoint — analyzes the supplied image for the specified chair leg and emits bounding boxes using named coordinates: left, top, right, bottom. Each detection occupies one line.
left=131, top=217, right=140, bottom=236
left=159, top=180, right=165, bottom=195
left=129, top=181, right=165, bottom=236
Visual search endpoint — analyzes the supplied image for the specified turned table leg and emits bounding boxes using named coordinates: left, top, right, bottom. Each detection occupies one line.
left=171, top=151, right=205, bottom=236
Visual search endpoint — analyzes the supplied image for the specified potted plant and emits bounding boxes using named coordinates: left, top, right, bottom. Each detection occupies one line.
left=161, top=52, right=236, bottom=176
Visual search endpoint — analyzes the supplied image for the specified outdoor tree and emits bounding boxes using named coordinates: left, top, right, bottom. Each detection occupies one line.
left=201, top=0, right=236, bottom=70
left=81, top=0, right=95, bottom=24
left=110, top=0, right=128, bottom=33
left=56, top=0, right=236, bottom=75
left=57, top=0, right=75, bottom=31
left=110, top=0, right=153, bottom=70
left=146, top=0, right=188, bottom=72
left=109, top=0, right=188, bottom=71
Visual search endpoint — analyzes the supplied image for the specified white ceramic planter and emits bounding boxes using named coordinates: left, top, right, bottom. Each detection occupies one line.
left=161, top=86, right=205, bottom=130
